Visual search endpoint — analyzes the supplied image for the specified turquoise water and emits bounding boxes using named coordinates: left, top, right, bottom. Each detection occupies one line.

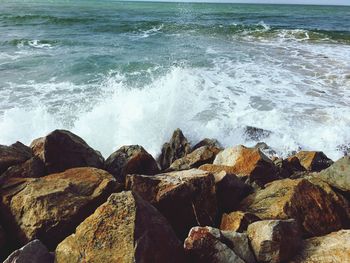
left=1, top=1, right=350, bottom=158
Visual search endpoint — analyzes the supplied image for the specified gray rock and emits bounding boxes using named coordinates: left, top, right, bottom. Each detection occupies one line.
left=4, top=240, right=53, bottom=263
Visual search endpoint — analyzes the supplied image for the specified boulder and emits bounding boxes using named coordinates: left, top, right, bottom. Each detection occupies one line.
left=0, top=142, right=32, bottom=175
left=247, top=219, right=301, bottom=263
left=0, top=224, right=5, bottom=250
left=192, top=138, right=222, bottom=151
left=126, top=169, right=217, bottom=240
left=220, top=211, right=260, bottom=232
left=213, top=145, right=278, bottom=186
left=30, top=129, right=104, bottom=174
left=293, top=151, right=333, bottom=172
left=184, top=226, right=256, bottom=263
left=105, top=145, right=159, bottom=183
left=240, top=178, right=347, bottom=237
left=158, top=128, right=191, bottom=170
left=274, top=156, right=306, bottom=178
left=254, top=142, right=277, bottom=159
left=0, top=156, right=46, bottom=182
left=317, top=156, right=350, bottom=194
left=168, top=145, right=221, bottom=171
left=244, top=126, right=272, bottom=141
left=0, top=167, right=119, bottom=249
left=55, top=191, right=185, bottom=263
left=292, top=230, right=350, bottom=263
left=3, top=240, right=53, bottom=263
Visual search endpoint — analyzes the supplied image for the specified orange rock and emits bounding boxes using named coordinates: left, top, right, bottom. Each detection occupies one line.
left=294, top=151, right=333, bottom=172
left=220, top=211, right=260, bottom=232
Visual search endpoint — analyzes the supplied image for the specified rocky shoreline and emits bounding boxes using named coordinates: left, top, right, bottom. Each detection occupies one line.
left=0, top=128, right=349, bottom=262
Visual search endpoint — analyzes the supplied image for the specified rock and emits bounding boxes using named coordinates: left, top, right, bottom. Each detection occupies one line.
left=30, top=129, right=104, bottom=174
left=158, top=128, right=191, bottom=170
left=3, top=240, right=53, bottom=263
left=254, top=142, right=277, bottom=159
left=294, top=151, right=333, bottom=172
left=244, top=126, right=272, bottom=141
left=317, top=156, right=350, bottom=194
left=291, top=230, right=350, bottom=263
left=274, top=156, right=306, bottom=178
left=168, top=145, right=221, bottom=171
left=0, top=167, right=119, bottom=249
left=214, top=171, right=253, bottom=213
left=55, top=191, right=185, bottom=263
left=0, top=156, right=46, bottom=182
left=220, top=211, right=260, bottom=232
left=126, top=169, right=217, bottom=240
left=240, top=178, right=347, bottom=237
left=184, top=226, right=255, bottom=263
left=247, top=219, right=301, bottom=263
left=336, top=143, right=350, bottom=156
left=192, top=138, right=222, bottom=151
left=0, top=224, right=5, bottom=250
left=105, top=145, right=159, bottom=183
left=213, top=145, right=278, bottom=186
left=0, top=142, right=32, bottom=175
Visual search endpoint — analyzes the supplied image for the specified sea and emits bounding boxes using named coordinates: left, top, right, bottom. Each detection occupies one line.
left=1, top=0, right=350, bottom=159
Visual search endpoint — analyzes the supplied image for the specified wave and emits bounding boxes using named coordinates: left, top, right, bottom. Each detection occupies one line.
left=3, top=39, right=58, bottom=48
left=1, top=14, right=96, bottom=25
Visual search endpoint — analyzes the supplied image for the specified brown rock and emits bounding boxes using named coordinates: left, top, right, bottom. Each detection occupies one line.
left=126, top=169, right=217, bottom=240
left=0, top=167, right=119, bottom=249
left=0, top=142, right=32, bottom=175
left=294, top=151, right=333, bottom=172
left=158, top=128, right=191, bottom=170
left=291, top=230, right=350, bottom=263
left=0, top=224, right=5, bottom=250
left=4, top=240, right=53, bottom=263
left=220, top=211, right=260, bottom=232
left=55, top=191, right=185, bottom=263
left=184, top=226, right=256, bottom=263
left=168, top=145, right=221, bottom=171
left=192, top=138, right=222, bottom=151
left=247, top=219, right=301, bottom=263
left=274, top=156, right=306, bottom=178
left=240, top=178, right=346, bottom=237
left=30, top=129, right=104, bottom=174
left=105, top=145, right=159, bottom=183
left=213, top=145, right=278, bottom=186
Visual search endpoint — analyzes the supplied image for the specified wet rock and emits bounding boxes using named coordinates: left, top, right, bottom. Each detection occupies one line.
left=105, top=145, right=159, bottom=183
left=274, top=156, right=306, bottom=178
left=3, top=240, right=53, bottom=263
left=254, top=142, right=277, bottom=159
left=292, top=230, right=350, bottom=263
left=244, top=126, right=272, bottom=141
left=220, top=211, right=260, bottom=232
left=293, top=151, right=333, bottom=172
left=184, top=226, right=255, bottom=263
left=247, top=219, right=301, bottom=263
left=158, top=128, right=191, bottom=170
left=0, top=167, right=119, bottom=249
left=213, top=145, right=278, bottom=186
left=126, top=169, right=217, bottom=240
left=240, top=178, right=347, bottom=237
left=55, top=191, right=185, bottom=263
left=0, top=142, right=32, bottom=175
left=30, top=129, right=104, bottom=174
left=192, top=138, right=222, bottom=151
left=336, top=143, right=350, bottom=156
left=168, top=145, right=221, bottom=171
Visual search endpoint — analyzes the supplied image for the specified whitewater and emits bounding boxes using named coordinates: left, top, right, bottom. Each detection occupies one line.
left=1, top=1, right=350, bottom=159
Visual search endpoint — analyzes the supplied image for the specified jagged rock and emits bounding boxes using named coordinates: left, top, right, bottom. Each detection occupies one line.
left=3, top=240, right=53, bottom=263
left=126, top=169, right=217, bottom=240
left=105, top=145, right=159, bottom=183
left=192, top=138, right=222, bottom=151
left=291, top=230, right=350, bottom=263
left=293, top=151, right=333, bottom=172
left=244, top=126, right=272, bottom=141
left=30, top=129, right=104, bottom=174
left=213, top=145, right=278, bottom=186
left=316, top=156, right=350, bottom=194
left=220, top=211, right=260, bottom=232
left=0, top=142, right=32, bottom=175
left=168, top=145, right=221, bottom=171
left=240, top=178, right=347, bottom=237
left=0, top=156, right=46, bottom=182
left=214, top=171, right=253, bottom=213
left=247, top=219, right=301, bottom=263
left=0, top=167, right=119, bottom=249
left=158, top=128, right=191, bottom=170
left=274, top=156, right=306, bottom=178
left=55, top=191, right=185, bottom=263
left=254, top=142, right=277, bottom=159
left=184, top=226, right=256, bottom=263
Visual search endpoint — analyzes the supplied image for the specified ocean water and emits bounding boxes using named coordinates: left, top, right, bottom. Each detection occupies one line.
left=1, top=1, right=350, bottom=159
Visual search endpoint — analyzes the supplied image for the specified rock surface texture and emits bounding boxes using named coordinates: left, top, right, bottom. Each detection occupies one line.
left=220, top=211, right=260, bottom=232
left=294, top=151, right=333, bottom=172
left=0, top=142, right=32, bottom=175
left=55, top=191, right=185, bottom=263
